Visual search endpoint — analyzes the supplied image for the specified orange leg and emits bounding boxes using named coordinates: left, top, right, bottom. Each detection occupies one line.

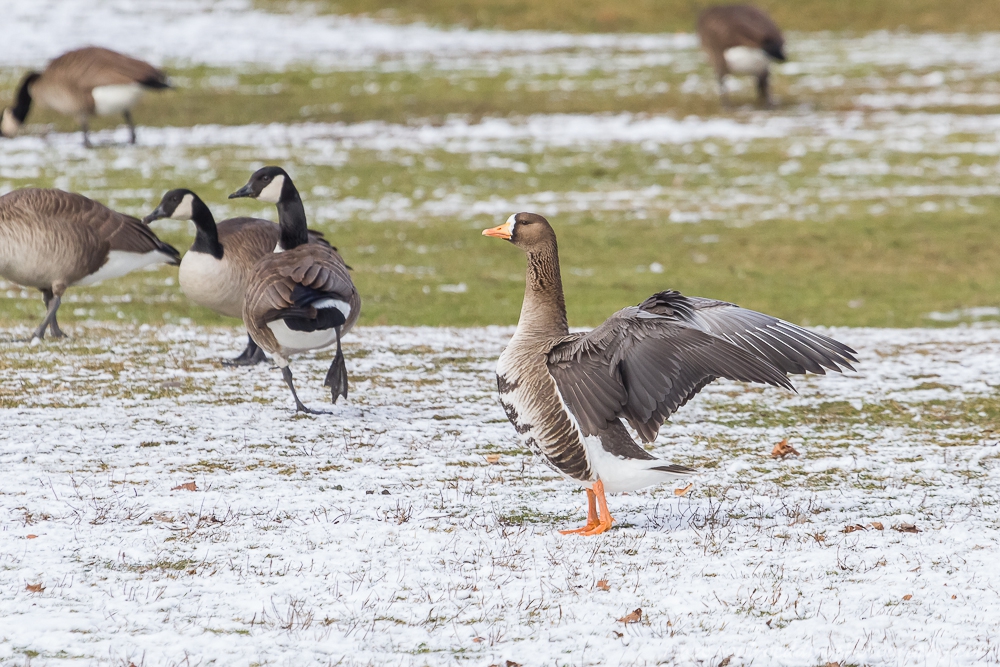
left=559, top=488, right=599, bottom=535
left=559, top=480, right=615, bottom=536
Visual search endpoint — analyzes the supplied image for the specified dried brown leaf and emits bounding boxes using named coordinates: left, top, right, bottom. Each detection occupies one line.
left=674, top=483, right=693, bottom=497
left=870, top=522, right=884, bottom=531
left=472, top=637, right=484, bottom=644
left=485, top=455, right=501, bottom=464
left=25, top=583, right=44, bottom=593
left=506, top=662, right=522, bottom=667
left=902, top=594, right=913, bottom=601
left=951, top=595, right=957, bottom=600
left=771, top=439, right=800, bottom=458
left=718, top=656, right=733, bottom=667
left=26, top=534, right=37, bottom=539
left=612, top=630, right=623, bottom=638
left=172, top=481, right=197, bottom=492
left=841, top=524, right=866, bottom=534
left=894, top=523, right=920, bottom=533
left=596, top=579, right=611, bottom=591
left=617, top=608, right=642, bottom=624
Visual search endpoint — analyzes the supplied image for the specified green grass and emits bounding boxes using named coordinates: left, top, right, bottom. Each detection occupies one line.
left=259, top=0, right=1000, bottom=33
left=3, top=31, right=1000, bottom=330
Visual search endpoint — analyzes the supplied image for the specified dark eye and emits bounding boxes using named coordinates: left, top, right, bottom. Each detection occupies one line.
left=262, top=175, right=271, bottom=182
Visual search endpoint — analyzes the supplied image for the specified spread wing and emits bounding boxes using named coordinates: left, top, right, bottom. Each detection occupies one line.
left=547, top=293, right=793, bottom=443
left=650, top=294, right=857, bottom=375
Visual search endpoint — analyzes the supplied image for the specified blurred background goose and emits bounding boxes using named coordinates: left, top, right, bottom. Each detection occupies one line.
left=1, top=46, right=170, bottom=147
left=143, top=188, right=331, bottom=366
left=483, top=212, right=856, bottom=536
left=697, top=4, right=786, bottom=107
left=0, top=188, right=180, bottom=340
left=229, top=167, right=360, bottom=414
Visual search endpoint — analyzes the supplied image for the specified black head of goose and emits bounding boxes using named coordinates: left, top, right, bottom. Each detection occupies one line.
left=1, top=46, right=171, bottom=147
left=0, top=187, right=180, bottom=341
left=229, top=167, right=361, bottom=414
left=483, top=212, right=856, bottom=536
left=144, top=188, right=330, bottom=367
left=696, top=4, right=785, bottom=107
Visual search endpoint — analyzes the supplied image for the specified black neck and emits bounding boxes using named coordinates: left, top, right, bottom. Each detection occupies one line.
left=188, top=197, right=223, bottom=259
left=11, top=72, right=38, bottom=122
left=276, top=186, right=309, bottom=250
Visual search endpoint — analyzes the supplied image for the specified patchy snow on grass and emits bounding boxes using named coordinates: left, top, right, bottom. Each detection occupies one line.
left=1, top=324, right=999, bottom=666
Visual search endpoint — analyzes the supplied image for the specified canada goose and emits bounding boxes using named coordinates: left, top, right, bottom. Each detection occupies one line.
left=229, top=167, right=360, bottom=414
left=1, top=46, right=170, bottom=147
left=483, top=213, right=856, bottom=535
left=143, top=189, right=331, bottom=366
left=0, top=188, right=181, bottom=340
left=696, top=5, right=786, bottom=107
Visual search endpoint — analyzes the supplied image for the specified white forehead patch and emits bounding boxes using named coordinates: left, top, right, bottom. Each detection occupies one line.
left=505, top=213, right=517, bottom=231
left=171, top=193, right=195, bottom=220
left=258, top=174, right=285, bottom=203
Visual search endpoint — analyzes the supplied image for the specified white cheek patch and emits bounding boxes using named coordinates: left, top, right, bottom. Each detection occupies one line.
left=1, top=108, right=22, bottom=137
left=258, top=175, right=285, bottom=203
left=506, top=213, right=517, bottom=236
left=170, top=193, right=194, bottom=220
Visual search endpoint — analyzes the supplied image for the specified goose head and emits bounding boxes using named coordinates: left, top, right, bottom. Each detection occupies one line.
left=143, top=189, right=204, bottom=223
left=229, top=166, right=292, bottom=204
left=0, top=72, right=40, bottom=138
left=482, top=212, right=555, bottom=250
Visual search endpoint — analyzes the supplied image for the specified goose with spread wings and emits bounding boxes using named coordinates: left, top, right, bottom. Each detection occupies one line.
left=483, top=212, right=856, bottom=536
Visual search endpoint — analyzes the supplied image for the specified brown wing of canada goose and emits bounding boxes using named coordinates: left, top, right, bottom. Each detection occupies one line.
left=217, top=217, right=331, bottom=269
left=45, top=47, right=170, bottom=92
left=83, top=199, right=180, bottom=263
left=245, top=245, right=360, bottom=339
left=697, top=5, right=784, bottom=55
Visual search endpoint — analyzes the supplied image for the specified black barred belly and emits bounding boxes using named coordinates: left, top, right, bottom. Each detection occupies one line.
left=497, top=373, right=593, bottom=483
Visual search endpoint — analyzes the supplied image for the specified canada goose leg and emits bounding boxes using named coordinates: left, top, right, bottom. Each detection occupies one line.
left=41, top=288, right=66, bottom=338
left=123, top=110, right=136, bottom=144
left=718, top=75, right=731, bottom=109
left=757, top=70, right=773, bottom=107
left=31, top=293, right=62, bottom=341
left=559, top=488, right=600, bottom=535
left=323, top=327, right=349, bottom=403
left=281, top=366, right=329, bottom=415
left=81, top=119, right=92, bottom=148
left=577, top=480, right=615, bottom=536
left=223, top=334, right=267, bottom=366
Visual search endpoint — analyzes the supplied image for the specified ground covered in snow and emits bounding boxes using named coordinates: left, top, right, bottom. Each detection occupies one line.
left=1, top=324, right=999, bottom=666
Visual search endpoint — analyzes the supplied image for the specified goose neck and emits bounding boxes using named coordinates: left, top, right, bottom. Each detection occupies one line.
left=188, top=198, right=223, bottom=259
left=516, top=240, right=568, bottom=338
left=276, top=192, right=309, bottom=251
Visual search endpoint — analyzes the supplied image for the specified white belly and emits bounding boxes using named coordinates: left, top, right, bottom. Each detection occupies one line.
left=723, top=46, right=771, bottom=76
left=582, top=435, right=694, bottom=493
left=266, top=320, right=339, bottom=353
left=179, top=251, right=244, bottom=319
left=76, top=250, right=169, bottom=286
left=92, top=84, right=145, bottom=116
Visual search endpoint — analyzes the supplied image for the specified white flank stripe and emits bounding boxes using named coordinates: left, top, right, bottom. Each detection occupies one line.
left=76, top=250, right=171, bottom=286
left=266, top=319, right=339, bottom=353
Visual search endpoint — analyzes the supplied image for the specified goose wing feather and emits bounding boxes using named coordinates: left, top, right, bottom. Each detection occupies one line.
left=547, top=292, right=793, bottom=443
left=47, top=47, right=169, bottom=90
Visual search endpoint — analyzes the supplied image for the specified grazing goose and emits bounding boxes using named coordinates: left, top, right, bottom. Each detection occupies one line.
left=0, top=188, right=181, bottom=340
left=483, top=213, right=856, bottom=536
left=1, top=46, right=170, bottom=147
left=696, top=5, right=786, bottom=107
left=229, top=167, right=360, bottom=414
left=143, top=189, right=331, bottom=366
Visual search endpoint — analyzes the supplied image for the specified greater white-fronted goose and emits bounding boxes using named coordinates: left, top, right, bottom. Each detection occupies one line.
left=483, top=212, right=856, bottom=536
left=0, top=188, right=181, bottom=340
left=229, top=167, right=361, bottom=414
left=697, top=4, right=786, bottom=107
left=1, top=46, right=170, bottom=147
left=143, top=189, right=331, bottom=366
